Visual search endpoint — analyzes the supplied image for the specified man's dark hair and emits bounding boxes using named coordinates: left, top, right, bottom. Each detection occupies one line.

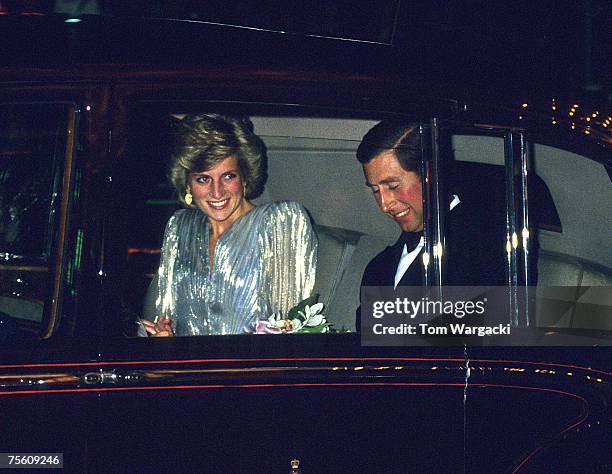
left=356, top=120, right=421, bottom=175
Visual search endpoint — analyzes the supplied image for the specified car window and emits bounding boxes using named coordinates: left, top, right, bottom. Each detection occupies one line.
left=443, top=132, right=510, bottom=286
left=449, top=132, right=611, bottom=331
left=0, top=103, right=77, bottom=341
left=531, top=143, right=612, bottom=330
left=119, top=110, right=394, bottom=336
left=116, top=107, right=610, bottom=341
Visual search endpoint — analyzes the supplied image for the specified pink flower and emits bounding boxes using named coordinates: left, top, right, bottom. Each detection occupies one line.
left=254, top=319, right=282, bottom=334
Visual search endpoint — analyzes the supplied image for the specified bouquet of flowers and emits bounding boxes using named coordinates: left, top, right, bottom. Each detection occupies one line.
left=252, top=294, right=330, bottom=334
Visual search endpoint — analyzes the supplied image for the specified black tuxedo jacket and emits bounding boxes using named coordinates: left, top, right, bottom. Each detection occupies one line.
left=361, top=185, right=508, bottom=286
left=357, top=161, right=547, bottom=329
left=360, top=163, right=512, bottom=289
left=360, top=216, right=508, bottom=289
left=356, top=188, right=509, bottom=330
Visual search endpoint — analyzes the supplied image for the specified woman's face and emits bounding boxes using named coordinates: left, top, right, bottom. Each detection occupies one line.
left=188, top=156, right=249, bottom=227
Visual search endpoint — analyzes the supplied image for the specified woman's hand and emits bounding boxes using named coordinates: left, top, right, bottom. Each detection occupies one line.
left=139, top=318, right=174, bottom=337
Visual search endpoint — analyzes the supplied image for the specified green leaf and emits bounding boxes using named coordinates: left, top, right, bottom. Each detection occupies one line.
left=296, top=323, right=329, bottom=334
left=287, top=294, right=319, bottom=322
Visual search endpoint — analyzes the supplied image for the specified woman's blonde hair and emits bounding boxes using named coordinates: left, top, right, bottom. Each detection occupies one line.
left=169, top=113, right=267, bottom=206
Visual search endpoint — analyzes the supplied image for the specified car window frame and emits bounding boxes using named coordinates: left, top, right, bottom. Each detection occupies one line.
left=0, top=99, right=80, bottom=340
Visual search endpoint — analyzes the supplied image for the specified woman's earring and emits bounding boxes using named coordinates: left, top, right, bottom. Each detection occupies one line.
left=185, top=190, right=193, bottom=205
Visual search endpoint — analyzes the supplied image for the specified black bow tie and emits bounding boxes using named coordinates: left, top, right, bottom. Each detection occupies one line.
left=398, top=231, right=422, bottom=252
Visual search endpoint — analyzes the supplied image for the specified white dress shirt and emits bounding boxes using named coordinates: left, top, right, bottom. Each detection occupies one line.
left=394, top=194, right=461, bottom=288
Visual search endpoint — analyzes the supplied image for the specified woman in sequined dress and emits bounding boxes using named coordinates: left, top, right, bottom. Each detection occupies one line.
left=140, top=114, right=317, bottom=336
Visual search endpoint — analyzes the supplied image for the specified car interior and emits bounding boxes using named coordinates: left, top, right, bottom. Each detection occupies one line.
left=1, top=105, right=611, bottom=338
left=128, top=111, right=612, bottom=333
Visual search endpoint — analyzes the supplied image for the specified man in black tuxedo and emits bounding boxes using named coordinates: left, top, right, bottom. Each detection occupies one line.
left=357, top=120, right=509, bottom=292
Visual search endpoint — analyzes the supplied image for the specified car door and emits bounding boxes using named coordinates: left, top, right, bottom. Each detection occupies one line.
left=0, top=89, right=111, bottom=471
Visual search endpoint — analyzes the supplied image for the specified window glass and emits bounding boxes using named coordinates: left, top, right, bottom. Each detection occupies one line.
left=444, top=133, right=610, bottom=331
left=52, top=1, right=400, bottom=44
left=0, top=103, right=73, bottom=340
left=120, top=111, right=611, bottom=340
left=441, top=132, right=509, bottom=287
left=531, top=144, right=612, bottom=330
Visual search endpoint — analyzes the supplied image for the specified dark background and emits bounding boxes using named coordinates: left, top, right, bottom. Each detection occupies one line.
left=2, top=1, right=610, bottom=107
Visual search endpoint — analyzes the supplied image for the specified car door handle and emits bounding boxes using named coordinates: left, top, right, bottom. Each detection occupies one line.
left=82, top=371, right=117, bottom=385
left=82, top=370, right=142, bottom=386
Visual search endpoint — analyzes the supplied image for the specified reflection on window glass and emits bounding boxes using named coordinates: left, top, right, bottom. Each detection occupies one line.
left=52, top=1, right=400, bottom=44
left=0, top=104, right=68, bottom=262
left=0, top=103, right=71, bottom=340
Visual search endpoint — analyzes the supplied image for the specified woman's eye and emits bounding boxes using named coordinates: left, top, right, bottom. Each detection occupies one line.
left=388, top=184, right=399, bottom=190
left=371, top=187, right=380, bottom=194
left=195, top=176, right=210, bottom=184
left=223, top=173, right=237, bottom=180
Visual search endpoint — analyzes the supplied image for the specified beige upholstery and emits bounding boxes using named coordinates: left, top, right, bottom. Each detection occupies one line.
left=536, top=250, right=612, bottom=330
left=314, top=227, right=389, bottom=331
left=312, top=225, right=360, bottom=309
left=325, top=234, right=389, bottom=331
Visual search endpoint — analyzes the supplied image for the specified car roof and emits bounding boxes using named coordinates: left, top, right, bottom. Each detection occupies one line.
left=1, top=14, right=610, bottom=155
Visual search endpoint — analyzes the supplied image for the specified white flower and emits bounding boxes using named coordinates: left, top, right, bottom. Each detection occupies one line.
left=263, top=301, right=327, bottom=334
left=302, top=303, right=325, bottom=327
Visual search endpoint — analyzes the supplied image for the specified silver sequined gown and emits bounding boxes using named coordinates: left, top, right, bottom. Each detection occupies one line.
left=155, top=201, right=318, bottom=335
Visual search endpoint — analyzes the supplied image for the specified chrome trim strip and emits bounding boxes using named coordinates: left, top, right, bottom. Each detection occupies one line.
left=504, top=132, right=519, bottom=326
left=44, top=106, right=78, bottom=338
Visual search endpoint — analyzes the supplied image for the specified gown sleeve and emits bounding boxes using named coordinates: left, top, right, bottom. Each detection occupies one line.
left=262, top=201, right=318, bottom=318
left=155, top=211, right=181, bottom=325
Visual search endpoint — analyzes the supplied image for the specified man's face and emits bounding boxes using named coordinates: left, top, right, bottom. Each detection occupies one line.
left=363, top=150, right=423, bottom=232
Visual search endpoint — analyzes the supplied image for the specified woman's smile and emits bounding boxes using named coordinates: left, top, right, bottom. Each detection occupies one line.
left=207, top=199, right=230, bottom=209
left=189, top=155, right=254, bottom=235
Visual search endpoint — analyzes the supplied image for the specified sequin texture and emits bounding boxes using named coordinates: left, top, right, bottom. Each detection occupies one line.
left=155, top=201, right=317, bottom=335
